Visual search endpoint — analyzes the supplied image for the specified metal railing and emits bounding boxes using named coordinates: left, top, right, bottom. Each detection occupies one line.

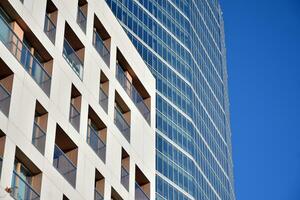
left=32, top=122, right=46, bottom=155
left=69, top=103, right=80, bottom=132
left=44, top=14, right=56, bottom=44
left=0, top=83, right=11, bottom=117
left=11, top=170, right=40, bottom=200
left=99, top=87, right=108, bottom=113
left=53, top=145, right=77, bottom=187
left=114, top=107, right=130, bottom=142
left=0, top=15, right=51, bottom=96
left=94, top=188, right=104, bottom=200
left=0, top=157, right=2, bottom=177
left=63, top=39, right=84, bottom=79
left=77, top=7, right=87, bottom=33
left=116, top=64, right=150, bottom=124
left=135, top=183, right=150, bottom=200
left=93, top=30, right=110, bottom=66
left=121, top=166, right=129, bottom=191
left=87, top=125, right=106, bottom=162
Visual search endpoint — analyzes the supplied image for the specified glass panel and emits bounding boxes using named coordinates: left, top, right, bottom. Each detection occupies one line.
left=99, top=87, right=108, bottom=113
left=0, top=83, right=11, bottom=116
left=0, top=156, right=2, bottom=177
left=93, top=30, right=110, bottom=66
left=121, top=166, right=129, bottom=191
left=63, top=39, right=84, bottom=79
left=114, top=107, right=130, bottom=142
left=94, top=188, right=104, bottom=200
left=44, top=14, right=56, bottom=44
left=116, top=64, right=150, bottom=124
left=53, top=145, right=77, bottom=187
left=32, top=122, right=46, bottom=155
left=87, top=125, right=106, bottom=162
left=69, top=103, right=80, bottom=132
left=11, top=170, right=40, bottom=200
left=135, top=183, right=150, bottom=200
left=77, top=7, right=87, bottom=33
left=0, top=15, right=51, bottom=96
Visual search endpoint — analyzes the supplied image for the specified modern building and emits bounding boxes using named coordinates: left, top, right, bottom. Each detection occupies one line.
left=105, top=0, right=235, bottom=200
left=0, top=0, right=156, bottom=199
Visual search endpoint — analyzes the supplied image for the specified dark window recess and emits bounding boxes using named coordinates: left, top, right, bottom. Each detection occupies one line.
left=44, top=0, right=58, bottom=44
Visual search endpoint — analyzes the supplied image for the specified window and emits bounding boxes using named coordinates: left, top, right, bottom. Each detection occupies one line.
left=0, top=59, right=13, bottom=117
left=63, top=23, right=85, bottom=79
left=32, top=101, right=48, bottom=155
left=44, top=0, right=57, bottom=43
left=77, top=0, right=88, bottom=33
left=69, top=85, right=81, bottom=132
left=53, top=124, right=78, bottom=187
left=114, top=92, right=131, bottom=142
left=120, top=148, right=130, bottom=191
left=87, top=106, right=107, bottom=163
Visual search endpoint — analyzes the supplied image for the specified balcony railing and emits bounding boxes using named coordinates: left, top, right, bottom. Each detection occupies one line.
left=87, top=125, right=106, bottom=162
left=116, top=64, right=150, bottom=124
left=121, top=166, right=129, bottom=191
left=94, top=188, right=104, bottom=200
left=53, top=145, right=77, bottom=187
left=44, top=14, right=56, bottom=44
left=99, top=88, right=108, bottom=113
left=11, top=170, right=40, bottom=200
left=0, top=83, right=11, bottom=117
left=32, top=122, right=46, bottom=155
left=69, top=103, right=80, bottom=132
left=63, top=39, right=84, bottom=79
left=0, top=15, right=51, bottom=96
left=93, top=30, right=110, bottom=66
left=0, top=156, right=2, bottom=177
left=77, top=7, right=87, bottom=33
left=135, top=183, right=150, bottom=200
left=114, top=107, right=130, bottom=142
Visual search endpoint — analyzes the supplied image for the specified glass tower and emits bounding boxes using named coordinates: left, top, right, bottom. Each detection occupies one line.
left=105, top=0, right=235, bottom=199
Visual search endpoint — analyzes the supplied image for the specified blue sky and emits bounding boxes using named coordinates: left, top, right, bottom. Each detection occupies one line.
left=221, top=0, right=300, bottom=200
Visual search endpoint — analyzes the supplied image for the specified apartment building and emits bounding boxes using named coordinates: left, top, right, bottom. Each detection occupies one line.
left=0, top=0, right=155, bottom=199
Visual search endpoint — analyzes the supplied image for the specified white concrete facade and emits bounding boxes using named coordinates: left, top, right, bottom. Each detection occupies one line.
left=0, top=0, right=155, bottom=199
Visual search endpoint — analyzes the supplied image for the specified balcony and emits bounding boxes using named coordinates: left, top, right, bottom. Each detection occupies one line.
left=32, top=122, right=46, bottom=155
left=11, top=170, right=40, bottom=200
left=93, top=30, right=110, bottom=66
left=114, top=107, right=130, bottom=142
left=69, top=103, right=80, bottom=132
left=135, top=166, right=150, bottom=200
left=94, top=169, right=105, bottom=200
left=94, top=189, right=104, bottom=200
left=44, top=14, right=56, bottom=44
left=116, top=64, right=150, bottom=124
left=135, top=183, right=150, bottom=200
left=0, top=156, right=2, bottom=177
left=53, top=144, right=77, bottom=187
left=63, top=39, right=84, bottom=79
left=0, top=83, right=11, bottom=117
left=0, top=16, right=51, bottom=96
left=121, top=166, right=129, bottom=191
left=99, top=87, right=108, bottom=112
left=87, top=125, right=106, bottom=162
left=77, top=6, right=87, bottom=33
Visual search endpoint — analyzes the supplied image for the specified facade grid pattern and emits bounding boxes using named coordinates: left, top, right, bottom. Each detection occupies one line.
left=105, top=0, right=235, bottom=199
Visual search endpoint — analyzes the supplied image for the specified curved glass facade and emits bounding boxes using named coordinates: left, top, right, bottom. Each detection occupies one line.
left=105, top=0, right=235, bottom=199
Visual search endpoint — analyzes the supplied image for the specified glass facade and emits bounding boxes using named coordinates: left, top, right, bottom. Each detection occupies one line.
left=105, top=0, right=235, bottom=199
